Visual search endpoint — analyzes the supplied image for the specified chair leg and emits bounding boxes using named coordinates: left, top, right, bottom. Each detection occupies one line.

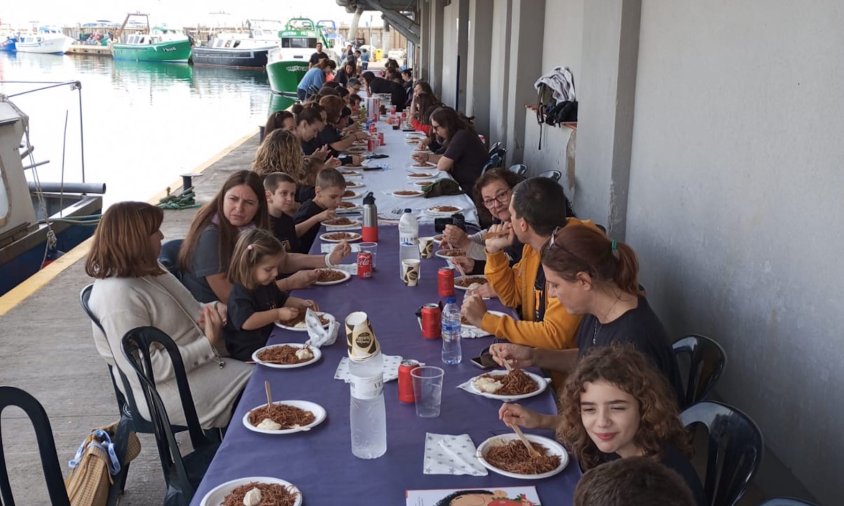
left=107, top=461, right=129, bottom=505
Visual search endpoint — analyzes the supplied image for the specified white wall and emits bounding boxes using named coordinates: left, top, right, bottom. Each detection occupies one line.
left=624, top=1, right=844, bottom=504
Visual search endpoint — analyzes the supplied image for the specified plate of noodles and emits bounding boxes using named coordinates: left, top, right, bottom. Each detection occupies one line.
left=242, top=400, right=327, bottom=435
left=467, top=369, right=547, bottom=401
left=274, top=312, right=332, bottom=332
left=252, top=343, right=322, bottom=368
left=475, top=433, right=568, bottom=480
left=313, top=268, right=351, bottom=285
left=200, top=476, right=302, bottom=506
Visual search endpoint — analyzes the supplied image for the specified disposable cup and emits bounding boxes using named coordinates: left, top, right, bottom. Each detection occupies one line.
left=411, top=366, right=444, bottom=417
left=402, top=259, right=420, bottom=287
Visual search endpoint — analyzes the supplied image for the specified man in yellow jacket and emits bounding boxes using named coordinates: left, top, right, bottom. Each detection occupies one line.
left=461, top=177, right=585, bottom=351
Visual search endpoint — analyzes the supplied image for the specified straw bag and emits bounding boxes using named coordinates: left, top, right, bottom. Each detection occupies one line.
left=65, top=419, right=141, bottom=506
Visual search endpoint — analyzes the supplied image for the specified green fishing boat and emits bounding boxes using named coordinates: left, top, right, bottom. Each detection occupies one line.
left=112, top=14, right=192, bottom=63
left=266, top=18, right=330, bottom=95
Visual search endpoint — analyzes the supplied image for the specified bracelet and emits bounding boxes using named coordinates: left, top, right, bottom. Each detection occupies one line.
left=324, top=253, right=334, bottom=268
left=213, top=301, right=227, bottom=325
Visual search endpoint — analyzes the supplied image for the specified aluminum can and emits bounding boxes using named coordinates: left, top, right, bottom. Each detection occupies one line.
left=398, top=359, right=421, bottom=403
left=357, top=251, right=373, bottom=279
left=391, top=104, right=397, bottom=114
left=438, top=267, right=455, bottom=298
left=378, top=132, right=385, bottom=146
left=369, top=122, right=377, bottom=134
left=367, top=136, right=377, bottom=152
left=420, top=303, right=442, bottom=340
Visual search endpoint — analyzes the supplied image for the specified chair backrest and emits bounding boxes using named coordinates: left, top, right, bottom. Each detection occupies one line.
left=681, top=401, right=763, bottom=506
left=121, top=326, right=216, bottom=504
left=508, top=163, right=528, bottom=177
left=0, top=386, right=70, bottom=506
left=673, top=334, right=727, bottom=408
left=158, top=239, right=184, bottom=280
left=758, top=498, right=819, bottom=506
left=481, top=153, right=503, bottom=174
left=536, top=169, right=562, bottom=181
left=487, top=141, right=501, bottom=157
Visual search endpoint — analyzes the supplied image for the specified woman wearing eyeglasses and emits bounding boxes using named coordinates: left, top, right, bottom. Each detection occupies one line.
left=411, top=106, right=487, bottom=193
left=490, top=223, right=684, bottom=403
left=442, top=168, right=525, bottom=282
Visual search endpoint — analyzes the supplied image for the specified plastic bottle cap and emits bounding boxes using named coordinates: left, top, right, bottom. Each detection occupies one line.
left=445, top=297, right=457, bottom=304
left=404, top=208, right=412, bottom=213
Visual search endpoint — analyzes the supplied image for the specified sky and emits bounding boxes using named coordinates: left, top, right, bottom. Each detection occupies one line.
left=1, top=0, right=385, bottom=28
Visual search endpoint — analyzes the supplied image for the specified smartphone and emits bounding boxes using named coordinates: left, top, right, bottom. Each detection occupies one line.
left=470, top=356, right=496, bottom=369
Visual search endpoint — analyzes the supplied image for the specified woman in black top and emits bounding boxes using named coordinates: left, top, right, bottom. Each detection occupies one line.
left=412, top=106, right=487, bottom=193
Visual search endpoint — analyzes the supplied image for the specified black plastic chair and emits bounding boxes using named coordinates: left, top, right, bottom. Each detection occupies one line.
left=537, top=169, right=562, bottom=181
left=673, top=334, right=727, bottom=409
left=681, top=401, right=763, bottom=506
left=758, top=498, right=819, bottom=506
left=0, top=386, right=71, bottom=506
left=159, top=239, right=184, bottom=280
left=481, top=153, right=503, bottom=174
left=508, top=163, right=528, bottom=176
left=487, top=141, right=502, bottom=157
left=121, top=326, right=220, bottom=506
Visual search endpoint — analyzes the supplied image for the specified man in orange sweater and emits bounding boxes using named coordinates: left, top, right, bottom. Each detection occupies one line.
left=461, top=177, right=585, bottom=351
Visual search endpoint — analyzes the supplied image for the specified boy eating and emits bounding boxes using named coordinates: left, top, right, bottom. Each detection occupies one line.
left=294, top=168, right=347, bottom=253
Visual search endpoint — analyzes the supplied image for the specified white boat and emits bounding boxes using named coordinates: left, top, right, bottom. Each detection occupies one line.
left=192, top=29, right=279, bottom=68
left=16, top=27, right=74, bottom=54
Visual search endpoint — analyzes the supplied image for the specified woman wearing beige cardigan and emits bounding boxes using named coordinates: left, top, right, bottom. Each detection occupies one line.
left=85, top=201, right=251, bottom=429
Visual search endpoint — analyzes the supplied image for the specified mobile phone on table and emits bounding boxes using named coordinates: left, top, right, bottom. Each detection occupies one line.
left=470, top=346, right=497, bottom=369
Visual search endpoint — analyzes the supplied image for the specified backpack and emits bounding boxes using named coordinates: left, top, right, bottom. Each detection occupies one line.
left=534, top=66, right=577, bottom=149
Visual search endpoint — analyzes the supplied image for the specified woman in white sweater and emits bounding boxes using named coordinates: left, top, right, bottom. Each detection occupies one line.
left=85, top=202, right=252, bottom=429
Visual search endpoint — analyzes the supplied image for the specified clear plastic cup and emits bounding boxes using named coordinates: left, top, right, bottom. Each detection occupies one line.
left=411, top=366, right=444, bottom=417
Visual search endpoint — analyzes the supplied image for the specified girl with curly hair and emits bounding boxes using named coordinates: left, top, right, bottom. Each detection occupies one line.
left=499, top=345, right=705, bottom=505
left=252, top=129, right=307, bottom=181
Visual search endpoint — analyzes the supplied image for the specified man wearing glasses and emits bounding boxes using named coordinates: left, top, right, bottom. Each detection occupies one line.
left=461, top=177, right=586, bottom=365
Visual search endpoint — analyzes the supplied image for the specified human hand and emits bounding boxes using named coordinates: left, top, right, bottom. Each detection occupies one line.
left=312, top=145, right=330, bottom=161
left=277, top=307, right=300, bottom=322
left=452, top=256, right=475, bottom=275
left=484, top=222, right=514, bottom=254
left=417, top=137, right=430, bottom=149
left=289, top=298, right=319, bottom=311
left=351, top=154, right=364, bottom=166
left=355, top=131, right=369, bottom=142
left=329, top=241, right=351, bottom=264
left=467, top=282, right=496, bottom=299
left=285, top=270, right=320, bottom=290
left=412, top=151, right=427, bottom=163
left=443, top=224, right=470, bottom=249
left=317, top=209, right=337, bottom=222
left=499, top=403, right=543, bottom=430
left=460, top=293, right=487, bottom=327
left=489, top=343, right=534, bottom=369
left=201, top=304, right=224, bottom=348
left=325, top=156, right=341, bottom=169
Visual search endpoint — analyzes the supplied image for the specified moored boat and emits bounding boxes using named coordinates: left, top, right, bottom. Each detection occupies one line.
left=112, top=14, right=191, bottom=63
left=193, top=29, right=278, bottom=69
left=0, top=82, right=104, bottom=295
left=0, top=35, right=16, bottom=52
left=15, top=27, right=74, bottom=55
left=266, top=18, right=327, bottom=95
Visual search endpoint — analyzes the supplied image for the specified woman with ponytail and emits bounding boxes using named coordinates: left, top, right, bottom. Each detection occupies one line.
left=490, top=224, right=683, bottom=403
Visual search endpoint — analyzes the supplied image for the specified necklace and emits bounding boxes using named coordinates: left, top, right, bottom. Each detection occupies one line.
left=592, top=292, right=624, bottom=346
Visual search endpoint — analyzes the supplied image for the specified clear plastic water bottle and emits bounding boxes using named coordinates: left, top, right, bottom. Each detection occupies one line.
left=398, top=209, right=420, bottom=278
left=441, top=297, right=462, bottom=364
left=349, top=351, right=387, bottom=458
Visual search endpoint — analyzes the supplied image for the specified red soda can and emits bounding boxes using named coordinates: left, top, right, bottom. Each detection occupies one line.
left=398, top=359, right=421, bottom=403
left=367, top=137, right=376, bottom=152
left=420, top=303, right=442, bottom=339
left=369, top=122, right=377, bottom=133
left=378, top=132, right=385, bottom=146
left=391, top=104, right=397, bottom=114
left=438, top=267, right=455, bottom=298
left=357, top=251, right=373, bottom=278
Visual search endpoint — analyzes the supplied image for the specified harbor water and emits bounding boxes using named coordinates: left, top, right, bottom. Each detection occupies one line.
left=0, top=51, right=295, bottom=205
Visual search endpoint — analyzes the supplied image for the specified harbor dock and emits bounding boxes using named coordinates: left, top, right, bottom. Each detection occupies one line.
left=0, top=130, right=259, bottom=505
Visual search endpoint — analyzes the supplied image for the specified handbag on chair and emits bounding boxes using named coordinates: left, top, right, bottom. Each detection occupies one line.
left=65, top=419, right=141, bottom=506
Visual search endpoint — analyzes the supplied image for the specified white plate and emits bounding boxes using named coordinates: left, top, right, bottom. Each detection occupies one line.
left=252, top=343, right=322, bottom=368
left=466, top=370, right=548, bottom=401
left=410, top=163, right=436, bottom=169
left=273, top=312, right=332, bottom=332
left=314, top=268, right=351, bottom=285
left=242, top=400, right=327, bottom=435
left=345, top=181, right=365, bottom=189
left=435, top=248, right=465, bottom=260
left=341, top=191, right=361, bottom=200
left=336, top=204, right=361, bottom=214
left=200, top=476, right=302, bottom=506
left=323, top=218, right=361, bottom=228
left=432, top=234, right=444, bottom=244
left=454, top=275, right=488, bottom=290
left=426, top=205, right=463, bottom=217
left=475, top=434, right=569, bottom=480
left=320, top=231, right=361, bottom=243
left=391, top=190, right=425, bottom=198
left=339, top=170, right=362, bottom=177
left=461, top=310, right=506, bottom=332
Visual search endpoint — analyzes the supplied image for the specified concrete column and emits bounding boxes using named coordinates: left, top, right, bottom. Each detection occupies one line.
left=466, top=0, right=494, bottom=137
left=427, top=0, right=446, bottom=93
left=575, top=0, right=641, bottom=238
left=488, top=0, right=513, bottom=147
left=440, top=0, right=469, bottom=111
left=504, top=0, right=545, bottom=164
left=419, top=0, right=430, bottom=80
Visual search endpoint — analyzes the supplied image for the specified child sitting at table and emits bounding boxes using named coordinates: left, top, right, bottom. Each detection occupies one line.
left=294, top=167, right=346, bottom=253
left=226, top=228, right=318, bottom=360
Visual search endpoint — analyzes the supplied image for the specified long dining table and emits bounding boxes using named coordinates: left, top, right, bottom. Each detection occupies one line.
left=191, top=112, right=580, bottom=505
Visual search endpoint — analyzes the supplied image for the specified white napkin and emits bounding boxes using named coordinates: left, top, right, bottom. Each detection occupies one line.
left=305, top=309, right=338, bottom=348
left=460, top=323, right=491, bottom=339
left=320, top=243, right=362, bottom=253
left=334, top=354, right=403, bottom=383
left=423, top=433, right=487, bottom=476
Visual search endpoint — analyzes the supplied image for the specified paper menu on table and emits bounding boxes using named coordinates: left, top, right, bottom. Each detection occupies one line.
left=405, top=486, right=541, bottom=506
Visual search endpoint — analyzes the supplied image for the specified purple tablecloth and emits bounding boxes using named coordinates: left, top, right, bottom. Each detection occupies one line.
left=191, top=228, right=580, bottom=503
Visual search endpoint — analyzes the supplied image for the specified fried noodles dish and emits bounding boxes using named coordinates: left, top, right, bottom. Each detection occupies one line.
left=455, top=276, right=488, bottom=288
left=257, top=345, right=313, bottom=364
left=248, top=403, right=315, bottom=429
left=478, top=369, right=538, bottom=396
left=222, top=482, right=299, bottom=506
left=394, top=190, right=422, bottom=196
left=316, top=269, right=346, bottom=282
left=337, top=201, right=356, bottom=208
left=342, top=190, right=356, bottom=197
left=322, top=232, right=357, bottom=241
left=323, top=217, right=355, bottom=226
left=484, top=440, right=560, bottom=475
left=430, top=205, right=459, bottom=213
